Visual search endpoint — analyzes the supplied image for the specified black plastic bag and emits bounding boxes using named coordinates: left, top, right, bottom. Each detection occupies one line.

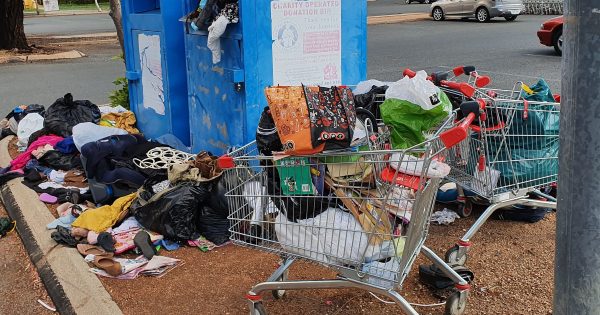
left=44, top=93, right=101, bottom=137
left=38, top=150, right=82, bottom=171
left=134, top=183, right=211, bottom=241
left=198, top=182, right=230, bottom=245
left=354, top=85, right=388, bottom=120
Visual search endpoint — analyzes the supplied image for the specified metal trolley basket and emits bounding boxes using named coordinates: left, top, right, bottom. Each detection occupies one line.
left=218, top=112, right=474, bottom=315
left=442, top=86, right=559, bottom=266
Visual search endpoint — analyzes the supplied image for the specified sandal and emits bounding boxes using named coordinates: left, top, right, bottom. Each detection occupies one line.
left=51, top=226, right=79, bottom=247
left=93, top=256, right=122, bottom=277
left=76, top=244, right=112, bottom=257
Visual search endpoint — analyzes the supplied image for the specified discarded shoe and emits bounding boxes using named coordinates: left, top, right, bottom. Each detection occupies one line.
left=97, top=232, right=116, bottom=252
left=51, top=226, right=79, bottom=247
left=76, top=244, right=112, bottom=257
left=93, top=256, right=122, bottom=277
left=134, top=230, right=156, bottom=260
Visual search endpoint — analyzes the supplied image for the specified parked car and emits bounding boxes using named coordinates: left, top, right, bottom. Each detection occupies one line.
left=431, top=0, right=525, bottom=22
left=537, top=16, right=564, bottom=56
left=406, top=0, right=437, bottom=3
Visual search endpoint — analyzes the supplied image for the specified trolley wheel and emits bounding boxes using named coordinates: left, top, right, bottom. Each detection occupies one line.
left=456, top=201, right=473, bottom=218
left=272, top=270, right=289, bottom=299
left=444, top=291, right=467, bottom=315
left=253, top=302, right=267, bottom=315
left=445, top=245, right=468, bottom=266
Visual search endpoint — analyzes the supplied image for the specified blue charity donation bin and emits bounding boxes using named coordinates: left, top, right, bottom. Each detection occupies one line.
left=121, top=0, right=195, bottom=146
left=183, top=0, right=367, bottom=154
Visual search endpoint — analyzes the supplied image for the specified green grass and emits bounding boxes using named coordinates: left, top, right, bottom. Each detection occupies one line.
left=25, top=2, right=110, bottom=13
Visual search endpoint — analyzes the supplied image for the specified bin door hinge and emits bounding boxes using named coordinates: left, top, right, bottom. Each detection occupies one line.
left=230, top=69, right=245, bottom=83
left=126, top=70, right=141, bottom=81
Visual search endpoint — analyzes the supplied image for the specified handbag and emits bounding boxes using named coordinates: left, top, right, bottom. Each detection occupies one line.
left=303, top=86, right=357, bottom=150
left=265, top=86, right=325, bottom=155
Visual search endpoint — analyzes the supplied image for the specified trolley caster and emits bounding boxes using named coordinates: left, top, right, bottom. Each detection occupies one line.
left=272, top=269, right=289, bottom=299
left=445, top=244, right=468, bottom=266
left=444, top=289, right=469, bottom=315
left=251, top=302, right=267, bottom=315
left=455, top=200, right=473, bottom=217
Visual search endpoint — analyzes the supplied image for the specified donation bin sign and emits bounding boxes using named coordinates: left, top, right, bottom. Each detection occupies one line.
left=271, top=0, right=342, bottom=86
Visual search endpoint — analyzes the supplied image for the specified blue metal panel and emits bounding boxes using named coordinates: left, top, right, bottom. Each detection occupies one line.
left=185, top=33, right=245, bottom=154
left=121, top=0, right=192, bottom=147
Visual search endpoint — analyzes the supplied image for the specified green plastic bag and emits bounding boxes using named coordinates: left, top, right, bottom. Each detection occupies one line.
left=381, top=92, right=452, bottom=149
left=521, top=79, right=556, bottom=102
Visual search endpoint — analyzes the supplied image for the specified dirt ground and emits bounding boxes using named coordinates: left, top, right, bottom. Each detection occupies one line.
left=0, top=205, right=55, bottom=314
left=100, top=209, right=555, bottom=315
left=6, top=138, right=555, bottom=314
left=0, top=35, right=119, bottom=61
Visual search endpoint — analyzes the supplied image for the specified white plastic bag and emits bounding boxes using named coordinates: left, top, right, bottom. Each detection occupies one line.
left=72, top=122, right=128, bottom=151
left=17, top=113, right=44, bottom=148
left=385, top=70, right=443, bottom=111
left=389, top=153, right=451, bottom=178
left=275, top=208, right=384, bottom=266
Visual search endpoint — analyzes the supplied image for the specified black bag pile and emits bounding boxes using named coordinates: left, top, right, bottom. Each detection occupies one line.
left=44, top=93, right=101, bottom=137
left=131, top=153, right=231, bottom=244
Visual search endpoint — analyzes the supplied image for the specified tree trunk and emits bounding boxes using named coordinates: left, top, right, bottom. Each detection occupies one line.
left=108, top=0, right=125, bottom=56
left=0, top=0, right=29, bottom=51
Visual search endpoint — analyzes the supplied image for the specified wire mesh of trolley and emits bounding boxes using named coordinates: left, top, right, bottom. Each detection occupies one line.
left=441, top=84, right=559, bottom=266
left=217, top=110, right=476, bottom=315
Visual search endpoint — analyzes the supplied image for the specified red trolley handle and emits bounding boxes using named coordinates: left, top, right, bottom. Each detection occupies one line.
left=441, top=80, right=476, bottom=98
left=440, top=112, right=476, bottom=149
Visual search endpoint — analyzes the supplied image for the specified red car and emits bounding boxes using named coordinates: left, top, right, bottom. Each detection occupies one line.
left=537, top=16, right=564, bottom=55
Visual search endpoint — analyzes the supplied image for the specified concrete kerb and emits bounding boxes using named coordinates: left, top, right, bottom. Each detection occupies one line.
left=25, top=11, right=108, bottom=18
left=367, top=13, right=431, bottom=25
left=0, top=50, right=86, bottom=64
left=0, top=136, right=123, bottom=315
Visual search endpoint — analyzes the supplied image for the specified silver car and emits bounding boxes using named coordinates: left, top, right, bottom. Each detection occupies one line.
left=430, top=0, right=525, bottom=22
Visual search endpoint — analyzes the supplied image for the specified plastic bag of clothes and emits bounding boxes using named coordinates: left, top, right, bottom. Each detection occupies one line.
left=521, top=79, right=556, bottom=103
left=44, top=93, right=101, bottom=137
left=17, top=113, right=44, bottom=148
left=380, top=95, right=452, bottom=149
left=484, top=102, right=559, bottom=188
left=197, top=182, right=230, bottom=245
left=134, top=183, right=211, bottom=241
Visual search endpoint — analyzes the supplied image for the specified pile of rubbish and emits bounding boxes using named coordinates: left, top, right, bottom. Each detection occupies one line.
left=0, top=93, right=231, bottom=279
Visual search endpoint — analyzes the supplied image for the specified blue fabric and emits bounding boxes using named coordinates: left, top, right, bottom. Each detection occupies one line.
left=154, top=239, right=180, bottom=251
left=46, top=213, right=77, bottom=230
left=25, top=159, right=53, bottom=176
left=56, top=137, right=77, bottom=154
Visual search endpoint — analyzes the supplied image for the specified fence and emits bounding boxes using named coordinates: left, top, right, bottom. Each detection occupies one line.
left=523, top=0, right=563, bottom=15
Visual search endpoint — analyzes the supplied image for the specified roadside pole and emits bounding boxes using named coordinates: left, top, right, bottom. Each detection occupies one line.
left=554, top=0, right=600, bottom=314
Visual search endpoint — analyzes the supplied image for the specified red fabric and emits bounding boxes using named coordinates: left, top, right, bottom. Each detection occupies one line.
left=11, top=135, right=64, bottom=170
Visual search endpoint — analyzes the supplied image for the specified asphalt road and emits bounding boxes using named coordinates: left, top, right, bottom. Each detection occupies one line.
left=24, top=14, right=115, bottom=36
left=23, top=2, right=429, bottom=37
left=0, top=46, right=122, bottom=110
left=368, top=15, right=562, bottom=92
left=1, top=14, right=561, bottom=114
left=368, top=1, right=430, bottom=16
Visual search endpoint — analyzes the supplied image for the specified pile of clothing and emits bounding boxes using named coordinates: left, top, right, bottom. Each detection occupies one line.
left=1, top=93, right=231, bottom=279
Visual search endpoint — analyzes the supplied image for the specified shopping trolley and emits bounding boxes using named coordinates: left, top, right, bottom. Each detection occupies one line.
left=218, top=112, right=475, bottom=315
left=442, top=89, right=559, bottom=266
